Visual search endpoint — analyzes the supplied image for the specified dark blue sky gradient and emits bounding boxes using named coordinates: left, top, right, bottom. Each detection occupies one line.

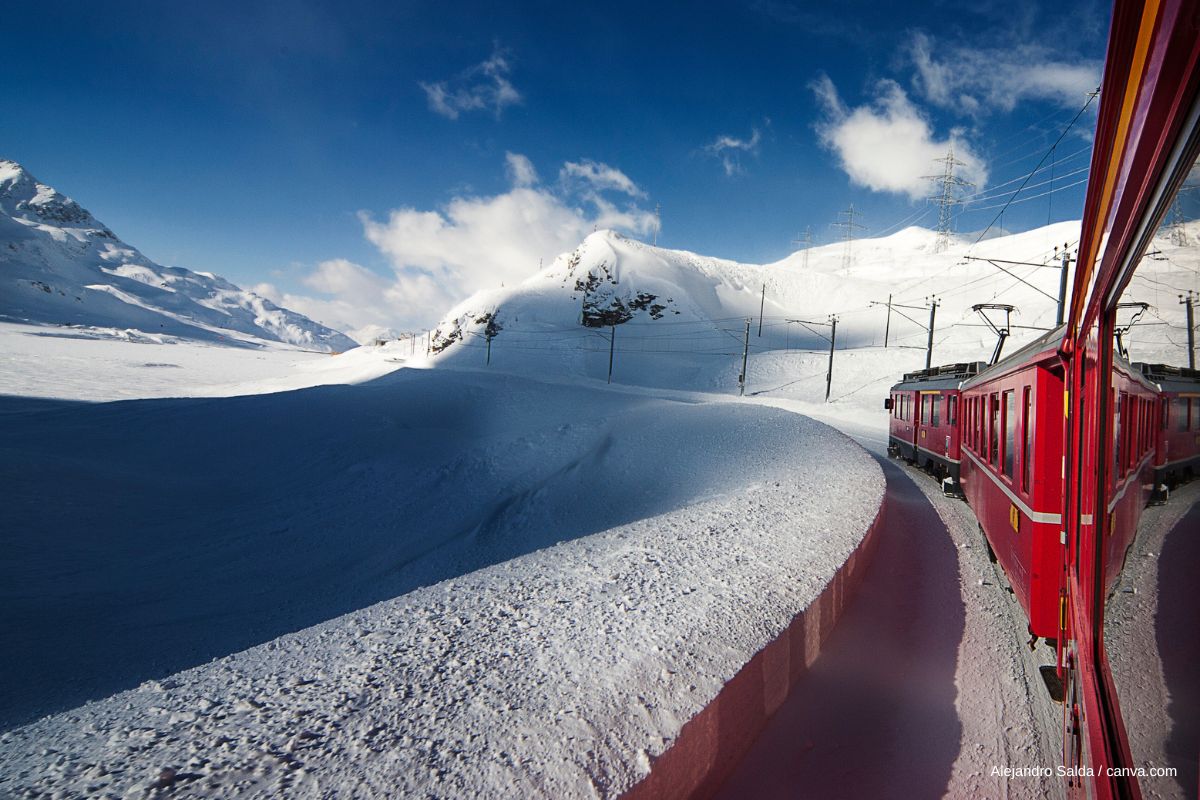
left=2, top=0, right=1109, bottom=294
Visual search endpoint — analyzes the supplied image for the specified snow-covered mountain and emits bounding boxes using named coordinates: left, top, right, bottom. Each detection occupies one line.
left=0, top=160, right=357, bottom=352
left=428, top=221, right=1197, bottom=393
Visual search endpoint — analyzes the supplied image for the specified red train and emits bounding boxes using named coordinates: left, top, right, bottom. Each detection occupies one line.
left=885, top=2, right=1200, bottom=793
left=886, top=342, right=1183, bottom=640
left=1137, top=362, right=1200, bottom=492
left=958, top=333, right=1070, bottom=642
left=884, top=362, right=981, bottom=493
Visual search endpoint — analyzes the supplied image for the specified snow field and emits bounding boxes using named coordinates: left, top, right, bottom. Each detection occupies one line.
left=0, top=389, right=884, bottom=798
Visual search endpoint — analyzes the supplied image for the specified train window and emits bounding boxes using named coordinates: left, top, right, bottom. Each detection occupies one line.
left=978, top=396, right=985, bottom=453
left=1141, top=399, right=1147, bottom=454
left=1132, top=396, right=1139, bottom=462
left=967, top=398, right=973, bottom=447
left=989, top=393, right=1000, bottom=467
left=931, top=396, right=940, bottom=427
left=964, top=400, right=974, bottom=450
left=1021, top=387, right=1032, bottom=493
left=1126, top=394, right=1133, bottom=468
left=948, top=395, right=957, bottom=426
left=1003, top=390, right=1015, bottom=479
left=1114, top=390, right=1122, bottom=478
left=1105, top=142, right=1200, bottom=791
left=978, top=396, right=984, bottom=450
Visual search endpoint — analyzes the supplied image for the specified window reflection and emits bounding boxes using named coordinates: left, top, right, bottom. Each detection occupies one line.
left=1104, top=153, right=1199, bottom=800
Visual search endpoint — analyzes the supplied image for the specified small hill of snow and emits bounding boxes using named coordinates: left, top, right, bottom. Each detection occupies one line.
left=0, top=159, right=357, bottom=352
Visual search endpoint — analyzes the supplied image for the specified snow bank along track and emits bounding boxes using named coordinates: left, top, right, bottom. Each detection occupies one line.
left=621, top=495, right=887, bottom=800
left=0, top=404, right=883, bottom=799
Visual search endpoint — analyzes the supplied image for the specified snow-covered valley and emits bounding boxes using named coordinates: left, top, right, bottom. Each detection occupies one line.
left=2, top=205, right=1196, bottom=797
left=0, top=326, right=887, bottom=797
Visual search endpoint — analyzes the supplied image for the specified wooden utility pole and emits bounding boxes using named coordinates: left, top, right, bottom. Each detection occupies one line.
left=758, top=284, right=766, bottom=337
left=825, top=315, right=839, bottom=402
left=884, top=294, right=892, bottom=347
left=870, top=295, right=894, bottom=347
left=1056, top=243, right=1074, bottom=326
left=925, top=296, right=940, bottom=370
left=608, top=324, right=616, bottom=383
left=739, top=318, right=751, bottom=396
left=1182, top=290, right=1196, bottom=370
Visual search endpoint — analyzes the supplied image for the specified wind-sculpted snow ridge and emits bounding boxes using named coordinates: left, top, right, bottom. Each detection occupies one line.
left=0, top=159, right=357, bottom=352
left=0, top=382, right=884, bottom=799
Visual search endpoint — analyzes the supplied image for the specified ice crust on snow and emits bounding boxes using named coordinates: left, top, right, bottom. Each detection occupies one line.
left=0, top=372, right=884, bottom=798
left=0, top=159, right=357, bottom=352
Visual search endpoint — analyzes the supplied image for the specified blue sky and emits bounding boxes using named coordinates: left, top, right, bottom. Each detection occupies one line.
left=2, top=0, right=1109, bottom=335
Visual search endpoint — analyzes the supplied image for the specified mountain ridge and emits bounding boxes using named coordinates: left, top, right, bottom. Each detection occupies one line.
left=0, top=159, right=358, bottom=352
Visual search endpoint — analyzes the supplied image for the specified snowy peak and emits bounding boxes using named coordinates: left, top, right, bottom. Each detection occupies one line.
left=0, top=160, right=111, bottom=236
left=0, top=159, right=358, bottom=352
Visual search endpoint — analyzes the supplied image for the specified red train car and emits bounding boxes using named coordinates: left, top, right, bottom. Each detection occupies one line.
left=1055, top=1, right=1200, bottom=794
left=885, top=362, right=982, bottom=493
left=959, top=333, right=1066, bottom=640
left=1101, top=359, right=1160, bottom=594
left=1136, top=362, right=1200, bottom=490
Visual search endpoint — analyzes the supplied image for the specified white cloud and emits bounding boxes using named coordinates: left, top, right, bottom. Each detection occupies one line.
left=812, top=74, right=988, bottom=201
left=251, top=261, right=430, bottom=344
left=559, top=160, right=647, bottom=198
left=704, top=127, right=763, bottom=176
left=909, top=32, right=1100, bottom=114
left=273, top=155, right=656, bottom=335
left=505, top=152, right=538, bottom=187
left=419, top=47, right=523, bottom=120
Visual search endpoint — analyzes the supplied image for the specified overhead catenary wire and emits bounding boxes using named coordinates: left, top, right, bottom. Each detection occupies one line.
left=971, top=90, right=1099, bottom=247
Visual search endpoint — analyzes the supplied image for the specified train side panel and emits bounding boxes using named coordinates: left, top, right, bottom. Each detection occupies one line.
left=961, top=359, right=1065, bottom=638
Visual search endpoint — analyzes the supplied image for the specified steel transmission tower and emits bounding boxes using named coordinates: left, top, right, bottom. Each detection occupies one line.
left=791, top=227, right=814, bottom=270
left=1168, top=200, right=1189, bottom=246
left=831, top=205, right=865, bottom=275
left=924, top=143, right=974, bottom=253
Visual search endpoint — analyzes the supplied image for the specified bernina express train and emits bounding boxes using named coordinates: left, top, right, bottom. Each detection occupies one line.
left=888, top=2, right=1200, bottom=796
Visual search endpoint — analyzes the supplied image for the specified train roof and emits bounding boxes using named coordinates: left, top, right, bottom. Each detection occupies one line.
left=1132, top=362, right=1200, bottom=392
left=889, top=361, right=987, bottom=392
left=960, top=324, right=1067, bottom=390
